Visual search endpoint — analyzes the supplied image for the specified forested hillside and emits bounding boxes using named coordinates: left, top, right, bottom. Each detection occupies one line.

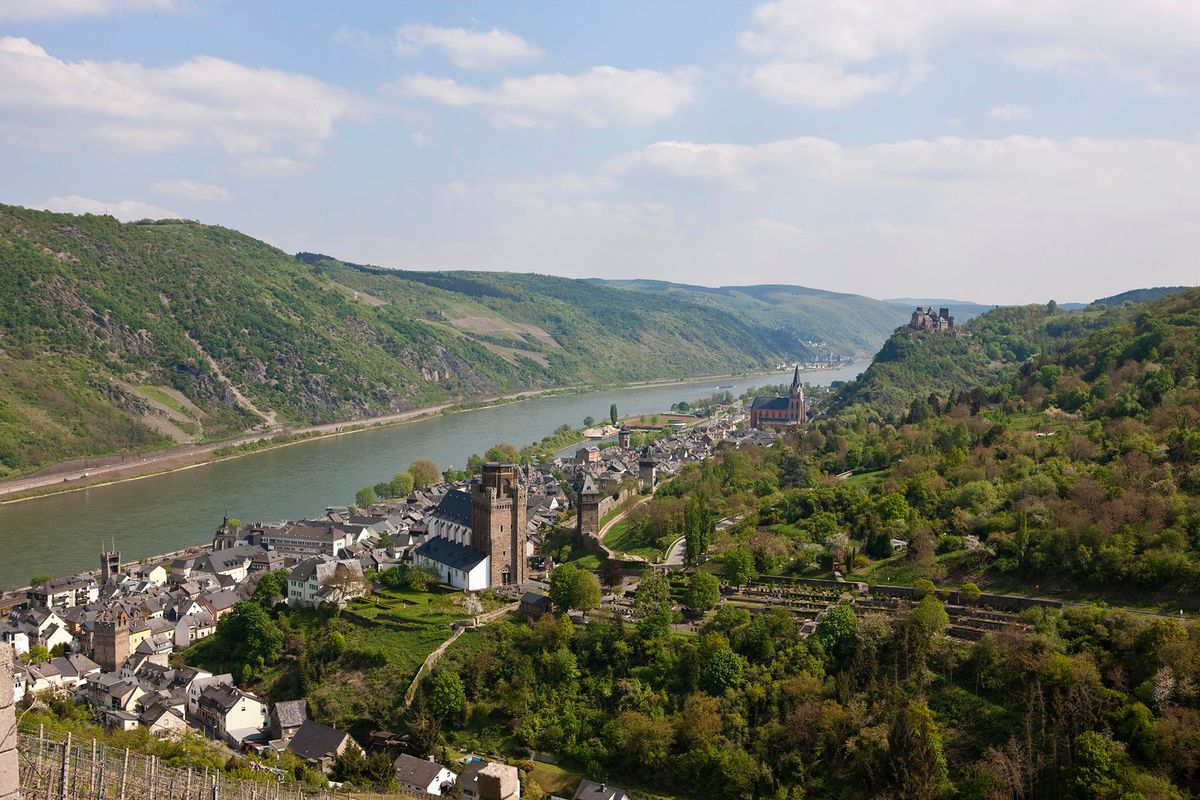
left=0, top=205, right=892, bottom=477
left=592, top=278, right=908, bottom=360
left=833, top=302, right=1122, bottom=420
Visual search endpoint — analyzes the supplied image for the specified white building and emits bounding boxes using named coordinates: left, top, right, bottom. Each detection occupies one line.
left=393, top=754, right=456, bottom=796
left=286, top=556, right=365, bottom=608
left=413, top=538, right=490, bottom=591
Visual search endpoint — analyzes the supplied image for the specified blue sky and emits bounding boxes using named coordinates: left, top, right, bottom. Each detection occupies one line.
left=2, top=0, right=1198, bottom=304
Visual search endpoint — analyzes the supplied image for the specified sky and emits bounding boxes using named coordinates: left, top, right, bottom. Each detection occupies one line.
left=2, top=1, right=1199, bottom=304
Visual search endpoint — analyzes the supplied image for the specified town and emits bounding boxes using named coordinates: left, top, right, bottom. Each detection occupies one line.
left=2, top=384, right=805, bottom=799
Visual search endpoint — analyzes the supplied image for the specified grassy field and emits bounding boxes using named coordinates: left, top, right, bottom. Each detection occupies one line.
left=603, top=519, right=662, bottom=561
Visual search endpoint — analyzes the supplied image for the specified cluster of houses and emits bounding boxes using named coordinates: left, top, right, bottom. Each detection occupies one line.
left=1, top=394, right=779, bottom=797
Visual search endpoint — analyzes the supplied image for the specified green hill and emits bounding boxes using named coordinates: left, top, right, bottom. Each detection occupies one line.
left=0, top=204, right=887, bottom=476
left=590, top=278, right=909, bottom=360
left=833, top=302, right=1124, bottom=419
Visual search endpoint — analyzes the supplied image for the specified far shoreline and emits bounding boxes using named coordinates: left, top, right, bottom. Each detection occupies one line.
left=0, top=364, right=844, bottom=505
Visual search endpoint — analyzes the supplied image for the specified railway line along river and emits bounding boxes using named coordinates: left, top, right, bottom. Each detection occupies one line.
left=0, top=365, right=863, bottom=589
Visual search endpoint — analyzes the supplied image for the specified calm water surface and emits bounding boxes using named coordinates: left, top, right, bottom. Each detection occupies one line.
left=0, top=365, right=863, bottom=588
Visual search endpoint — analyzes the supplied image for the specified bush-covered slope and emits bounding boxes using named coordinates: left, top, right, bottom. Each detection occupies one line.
left=0, top=205, right=874, bottom=476
left=590, top=278, right=909, bottom=359
left=833, top=303, right=1122, bottom=420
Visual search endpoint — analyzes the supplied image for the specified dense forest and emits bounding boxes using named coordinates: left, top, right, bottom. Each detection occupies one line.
left=0, top=204, right=905, bottom=476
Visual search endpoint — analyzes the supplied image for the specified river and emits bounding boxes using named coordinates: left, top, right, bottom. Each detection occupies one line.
left=0, top=364, right=863, bottom=588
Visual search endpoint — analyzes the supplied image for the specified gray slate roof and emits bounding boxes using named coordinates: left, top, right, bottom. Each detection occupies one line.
left=414, top=537, right=487, bottom=571
left=392, top=753, right=447, bottom=787
left=432, top=489, right=473, bottom=526
left=287, top=720, right=350, bottom=762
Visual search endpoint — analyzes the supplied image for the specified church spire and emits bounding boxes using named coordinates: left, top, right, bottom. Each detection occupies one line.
left=790, top=364, right=802, bottom=396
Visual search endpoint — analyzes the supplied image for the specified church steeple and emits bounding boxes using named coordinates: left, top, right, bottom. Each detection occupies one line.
left=789, top=364, right=802, bottom=396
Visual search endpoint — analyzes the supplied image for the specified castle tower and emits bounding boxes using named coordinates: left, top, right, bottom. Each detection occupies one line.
left=638, top=447, right=657, bottom=492
left=100, top=546, right=121, bottom=583
left=471, top=463, right=527, bottom=587
left=617, top=427, right=632, bottom=449
left=94, top=610, right=130, bottom=672
left=575, top=474, right=600, bottom=542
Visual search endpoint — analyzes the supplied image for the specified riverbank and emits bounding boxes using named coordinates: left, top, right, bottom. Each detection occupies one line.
left=0, top=367, right=801, bottom=504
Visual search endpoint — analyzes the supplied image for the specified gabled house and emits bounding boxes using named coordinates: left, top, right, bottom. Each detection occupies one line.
left=393, top=754, right=455, bottom=796
left=269, top=699, right=308, bottom=741
left=286, top=720, right=361, bottom=774
left=286, top=556, right=364, bottom=609
left=173, top=613, right=216, bottom=649
left=196, top=685, right=268, bottom=746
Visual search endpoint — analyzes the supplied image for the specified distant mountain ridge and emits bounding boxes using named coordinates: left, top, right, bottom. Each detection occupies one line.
left=590, top=278, right=909, bottom=360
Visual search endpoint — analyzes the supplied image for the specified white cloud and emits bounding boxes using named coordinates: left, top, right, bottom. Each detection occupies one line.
left=988, top=104, right=1032, bottom=121
left=332, top=27, right=387, bottom=55
left=150, top=179, right=231, bottom=202
left=40, top=194, right=180, bottom=221
left=739, top=0, right=1200, bottom=107
left=394, top=66, right=697, bottom=127
left=0, top=37, right=369, bottom=157
left=0, top=0, right=172, bottom=20
left=425, top=133, right=1200, bottom=302
left=394, top=23, right=542, bottom=71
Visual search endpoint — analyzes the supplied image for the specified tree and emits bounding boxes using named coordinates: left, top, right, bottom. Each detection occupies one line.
left=252, top=568, right=290, bottom=605
left=887, top=698, right=949, bottom=799
left=814, top=604, right=858, bottom=664
left=406, top=566, right=438, bottom=592
left=409, top=459, right=440, bottom=489
left=703, top=649, right=745, bottom=693
left=484, top=443, right=519, bottom=463
left=610, top=404, right=619, bottom=426
left=634, top=570, right=673, bottom=618
left=26, top=645, right=50, bottom=664
left=684, top=571, right=720, bottom=613
left=723, top=546, right=757, bottom=586
left=425, top=669, right=465, bottom=722
left=960, top=583, right=981, bottom=605
left=30, top=575, right=51, bottom=587
left=599, top=559, right=625, bottom=589
left=683, top=495, right=714, bottom=565
left=217, top=601, right=283, bottom=675
left=549, top=563, right=600, bottom=612
left=913, top=578, right=936, bottom=599
left=550, top=563, right=580, bottom=612
left=354, top=486, right=374, bottom=509
left=390, top=471, right=414, bottom=497
left=583, top=416, right=596, bottom=427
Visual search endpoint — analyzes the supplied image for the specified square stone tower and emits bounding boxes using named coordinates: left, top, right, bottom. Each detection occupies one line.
left=471, top=463, right=527, bottom=587
left=575, top=474, right=600, bottom=542
left=94, top=610, right=130, bottom=672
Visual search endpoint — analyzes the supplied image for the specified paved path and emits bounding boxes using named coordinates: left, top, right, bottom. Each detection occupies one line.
left=594, top=495, right=654, bottom=562
left=403, top=600, right=519, bottom=708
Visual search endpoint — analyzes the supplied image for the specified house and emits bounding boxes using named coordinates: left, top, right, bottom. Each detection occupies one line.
left=261, top=521, right=357, bottom=557
left=142, top=703, right=188, bottom=738
left=519, top=592, right=551, bottom=623
left=196, top=685, right=268, bottom=746
left=197, top=589, right=242, bottom=620
left=414, top=537, right=490, bottom=590
left=287, top=720, right=361, bottom=774
left=286, top=556, right=365, bottom=608
left=571, top=780, right=630, bottom=800
left=185, top=672, right=228, bottom=720
left=28, top=576, right=99, bottom=610
left=393, top=754, right=455, bottom=796
left=131, top=564, right=168, bottom=587
left=173, top=612, right=216, bottom=649
left=269, top=699, right=308, bottom=741
left=82, top=673, right=145, bottom=712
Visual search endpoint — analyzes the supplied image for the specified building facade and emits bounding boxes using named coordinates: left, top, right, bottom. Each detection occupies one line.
left=749, top=366, right=808, bottom=429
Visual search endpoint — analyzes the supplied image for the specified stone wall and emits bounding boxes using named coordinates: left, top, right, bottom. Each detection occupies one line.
left=0, top=645, right=18, bottom=800
left=597, top=486, right=636, bottom=519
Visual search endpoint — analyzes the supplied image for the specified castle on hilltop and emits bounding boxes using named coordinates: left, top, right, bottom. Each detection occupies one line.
left=910, top=306, right=954, bottom=332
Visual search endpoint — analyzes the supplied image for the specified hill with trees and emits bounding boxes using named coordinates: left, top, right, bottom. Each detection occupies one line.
left=590, top=278, right=910, bottom=360
left=0, top=204, right=892, bottom=476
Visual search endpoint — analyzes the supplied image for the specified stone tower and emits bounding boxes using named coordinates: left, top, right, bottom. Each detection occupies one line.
left=788, top=365, right=807, bottom=424
left=94, top=610, right=130, bottom=672
left=638, top=447, right=657, bottom=492
left=100, top=546, right=121, bottom=583
left=471, top=463, right=527, bottom=587
left=575, top=474, right=600, bottom=542
left=617, top=427, right=632, bottom=449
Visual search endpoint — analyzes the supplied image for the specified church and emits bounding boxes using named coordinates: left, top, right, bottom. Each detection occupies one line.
left=749, top=365, right=808, bottom=429
left=414, top=462, right=527, bottom=590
